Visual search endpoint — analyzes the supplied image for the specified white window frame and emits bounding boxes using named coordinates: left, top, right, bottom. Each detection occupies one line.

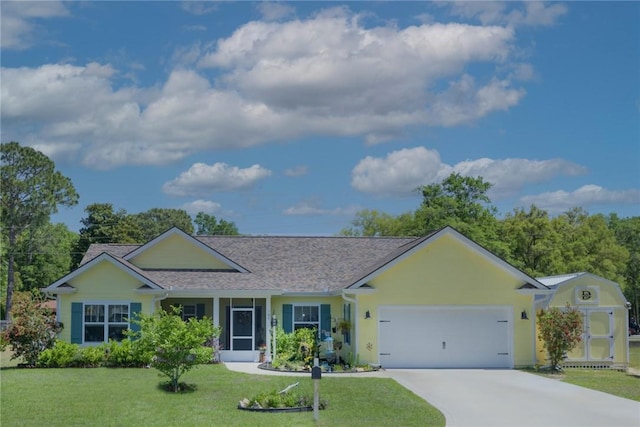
left=82, top=301, right=130, bottom=344
left=293, top=304, right=320, bottom=333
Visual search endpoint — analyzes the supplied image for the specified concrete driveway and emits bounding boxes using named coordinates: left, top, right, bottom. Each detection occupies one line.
left=387, top=369, right=640, bottom=427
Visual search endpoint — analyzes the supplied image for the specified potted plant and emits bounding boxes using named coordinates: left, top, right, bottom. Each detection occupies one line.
left=337, top=319, right=351, bottom=334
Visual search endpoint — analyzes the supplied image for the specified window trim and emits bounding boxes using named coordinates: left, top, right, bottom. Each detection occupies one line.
left=81, top=301, right=131, bottom=345
left=292, top=303, right=321, bottom=333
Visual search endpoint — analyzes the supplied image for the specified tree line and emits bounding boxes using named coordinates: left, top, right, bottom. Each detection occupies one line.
left=339, top=173, right=639, bottom=323
left=2, top=142, right=639, bottom=324
left=1, top=142, right=238, bottom=318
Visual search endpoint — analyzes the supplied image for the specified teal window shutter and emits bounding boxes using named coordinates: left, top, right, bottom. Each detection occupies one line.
left=71, top=302, right=83, bottom=344
left=282, top=304, right=292, bottom=333
left=196, top=303, right=205, bottom=319
left=129, top=303, right=142, bottom=335
left=320, top=304, right=331, bottom=336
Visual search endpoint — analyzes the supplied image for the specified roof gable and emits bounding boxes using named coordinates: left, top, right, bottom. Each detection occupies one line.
left=348, top=226, right=546, bottom=290
left=124, top=227, right=248, bottom=272
left=43, top=253, right=162, bottom=292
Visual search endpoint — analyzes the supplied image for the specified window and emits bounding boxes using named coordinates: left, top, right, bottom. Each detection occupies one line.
left=84, top=303, right=129, bottom=343
left=293, top=305, right=319, bottom=331
left=182, top=304, right=197, bottom=321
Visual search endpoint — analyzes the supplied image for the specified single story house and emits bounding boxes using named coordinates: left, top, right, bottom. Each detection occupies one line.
left=42, top=226, right=629, bottom=369
left=536, top=273, right=630, bottom=369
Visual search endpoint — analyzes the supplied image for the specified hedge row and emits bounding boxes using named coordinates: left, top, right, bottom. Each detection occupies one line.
left=37, top=339, right=151, bottom=368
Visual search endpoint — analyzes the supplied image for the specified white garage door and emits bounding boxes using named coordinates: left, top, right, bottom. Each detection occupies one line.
left=379, top=306, right=512, bottom=368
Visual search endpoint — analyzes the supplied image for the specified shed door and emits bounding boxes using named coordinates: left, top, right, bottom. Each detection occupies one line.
left=567, top=309, right=614, bottom=362
left=378, top=306, right=512, bottom=368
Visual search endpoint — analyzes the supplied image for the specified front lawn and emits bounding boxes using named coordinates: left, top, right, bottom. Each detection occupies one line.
left=0, top=363, right=445, bottom=426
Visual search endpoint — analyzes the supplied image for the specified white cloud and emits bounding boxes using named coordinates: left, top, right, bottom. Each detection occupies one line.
left=180, top=200, right=222, bottom=215
left=519, top=185, right=640, bottom=213
left=284, top=166, right=308, bottom=177
left=163, top=162, right=272, bottom=197
left=444, top=1, right=567, bottom=27
left=2, top=8, right=532, bottom=168
left=0, top=1, right=70, bottom=50
left=181, top=1, right=218, bottom=16
left=351, top=147, right=587, bottom=199
left=257, top=2, right=295, bottom=22
left=284, top=200, right=361, bottom=216
left=352, top=147, right=448, bottom=197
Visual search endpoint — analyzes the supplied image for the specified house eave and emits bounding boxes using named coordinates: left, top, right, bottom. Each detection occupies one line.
left=41, top=287, right=76, bottom=295
left=167, top=289, right=284, bottom=298
left=280, top=290, right=341, bottom=297
left=516, top=288, right=554, bottom=295
left=343, top=287, right=377, bottom=295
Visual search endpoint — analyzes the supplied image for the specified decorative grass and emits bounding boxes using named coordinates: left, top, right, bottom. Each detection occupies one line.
left=0, top=363, right=445, bottom=426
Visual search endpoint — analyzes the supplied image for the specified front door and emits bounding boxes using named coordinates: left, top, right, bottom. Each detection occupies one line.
left=231, top=309, right=254, bottom=351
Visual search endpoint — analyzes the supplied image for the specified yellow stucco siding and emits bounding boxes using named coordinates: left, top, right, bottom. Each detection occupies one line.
left=540, top=276, right=629, bottom=366
left=129, top=234, right=233, bottom=270
left=356, top=234, right=536, bottom=367
left=55, top=260, right=154, bottom=342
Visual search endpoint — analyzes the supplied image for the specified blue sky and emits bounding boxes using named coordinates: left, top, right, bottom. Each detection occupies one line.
left=1, top=1, right=639, bottom=236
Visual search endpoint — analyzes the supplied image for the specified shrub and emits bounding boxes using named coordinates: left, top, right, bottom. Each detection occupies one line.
left=105, top=338, right=150, bottom=367
left=3, top=292, right=62, bottom=365
left=273, top=327, right=318, bottom=366
left=129, top=306, right=219, bottom=392
left=537, top=304, right=583, bottom=371
left=37, top=341, right=81, bottom=367
left=82, top=344, right=107, bottom=367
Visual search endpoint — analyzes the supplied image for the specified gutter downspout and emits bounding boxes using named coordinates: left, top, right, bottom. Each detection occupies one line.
left=341, top=291, right=358, bottom=357
left=152, top=291, right=170, bottom=313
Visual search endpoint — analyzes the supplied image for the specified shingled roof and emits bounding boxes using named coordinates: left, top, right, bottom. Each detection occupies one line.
left=81, top=235, right=416, bottom=293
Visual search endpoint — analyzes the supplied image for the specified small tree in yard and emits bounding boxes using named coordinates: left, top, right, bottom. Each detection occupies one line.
left=2, top=292, right=61, bottom=366
left=537, top=305, right=583, bottom=371
left=130, top=307, right=219, bottom=392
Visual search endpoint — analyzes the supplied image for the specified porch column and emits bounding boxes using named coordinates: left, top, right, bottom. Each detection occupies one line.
left=213, top=297, right=219, bottom=327
left=266, top=296, right=272, bottom=362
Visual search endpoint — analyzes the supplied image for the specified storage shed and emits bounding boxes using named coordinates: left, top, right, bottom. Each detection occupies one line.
left=536, top=273, right=630, bottom=369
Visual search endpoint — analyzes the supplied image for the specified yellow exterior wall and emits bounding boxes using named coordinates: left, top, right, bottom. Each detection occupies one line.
left=538, top=276, right=628, bottom=366
left=356, top=234, right=536, bottom=367
left=129, top=233, right=233, bottom=270
left=56, top=260, right=155, bottom=342
left=271, top=296, right=353, bottom=359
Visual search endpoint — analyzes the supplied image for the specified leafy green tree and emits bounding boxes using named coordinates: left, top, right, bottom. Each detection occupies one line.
left=608, top=215, right=640, bottom=325
left=415, top=173, right=508, bottom=256
left=551, top=209, right=628, bottom=282
left=72, top=203, right=140, bottom=267
left=502, top=205, right=561, bottom=276
left=131, top=208, right=194, bottom=241
left=537, top=305, right=583, bottom=371
left=2, top=292, right=62, bottom=365
left=14, top=222, right=78, bottom=292
left=339, top=209, right=419, bottom=236
left=130, top=307, right=219, bottom=392
left=194, top=212, right=239, bottom=235
left=1, top=142, right=78, bottom=318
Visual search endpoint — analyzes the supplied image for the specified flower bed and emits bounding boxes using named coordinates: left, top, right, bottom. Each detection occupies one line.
left=237, top=384, right=327, bottom=412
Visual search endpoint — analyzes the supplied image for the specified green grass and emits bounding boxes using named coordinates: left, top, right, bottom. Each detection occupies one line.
left=0, top=363, right=445, bottom=427
left=531, top=342, right=640, bottom=402
left=561, top=369, right=640, bottom=401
